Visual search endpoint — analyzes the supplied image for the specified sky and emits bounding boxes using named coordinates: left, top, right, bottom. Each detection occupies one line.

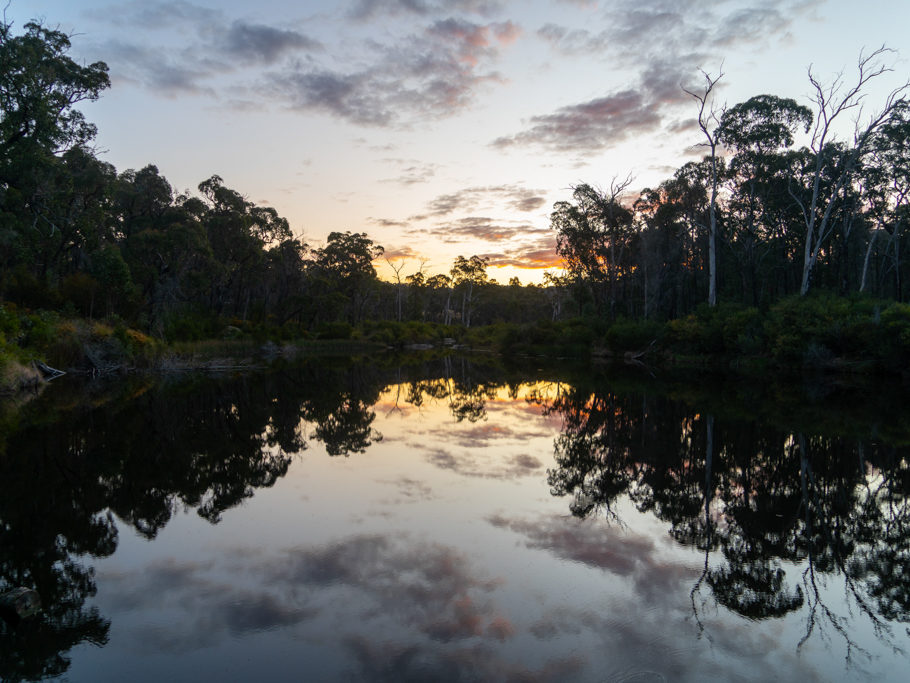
left=9, top=0, right=910, bottom=283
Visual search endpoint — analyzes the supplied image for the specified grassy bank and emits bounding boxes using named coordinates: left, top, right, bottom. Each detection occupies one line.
left=4, top=292, right=910, bottom=393
left=0, top=304, right=392, bottom=393
left=486, top=293, right=910, bottom=377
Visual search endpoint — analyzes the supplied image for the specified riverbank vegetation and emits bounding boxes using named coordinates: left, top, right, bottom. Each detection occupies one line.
left=2, top=17, right=910, bottom=390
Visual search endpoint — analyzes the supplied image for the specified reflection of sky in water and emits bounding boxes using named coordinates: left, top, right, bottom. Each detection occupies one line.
left=65, top=383, right=906, bottom=682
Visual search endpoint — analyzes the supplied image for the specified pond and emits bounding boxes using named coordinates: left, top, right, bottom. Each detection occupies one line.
left=1, top=356, right=908, bottom=682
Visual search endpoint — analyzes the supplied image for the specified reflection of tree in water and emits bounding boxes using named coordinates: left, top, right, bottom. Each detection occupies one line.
left=398, top=356, right=506, bottom=424
left=540, top=380, right=910, bottom=657
left=0, top=433, right=111, bottom=682
left=0, top=360, right=390, bottom=679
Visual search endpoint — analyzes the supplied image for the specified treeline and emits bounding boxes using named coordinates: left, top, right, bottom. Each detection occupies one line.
left=0, top=18, right=556, bottom=344
left=551, top=57, right=910, bottom=319
left=3, top=18, right=910, bottom=358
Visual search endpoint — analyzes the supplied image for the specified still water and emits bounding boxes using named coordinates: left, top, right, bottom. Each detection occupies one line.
left=1, top=357, right=908, bottom=682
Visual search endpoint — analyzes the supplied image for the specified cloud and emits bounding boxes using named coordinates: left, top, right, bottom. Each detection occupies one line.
left=419, top=185, right=548, bottom=217
left=100, top=558, right=317, bottom=652
left=262, top=18, right=513, bottom=127
left=536, top=23, right=610, bottom=56
left=220, top=21, right=322, bottom=64
left=87, top=2, right=520, bottom=125
left=369, top=219, right=412, bottom=230
left=492, top=89, right=661, bottom=153
left=100, top=41, right=217, bottom=95
left=342, top=635, right=584, bottom=682
left=425, top=217, right=548, bottom=243
left=379, top=160, right=438, bottom=186
left=381, top=476, right=434, bottom=502
left=480, top=242, right=560, bottom=269
left=492, top=51, right=710, bottom=154
left=379, top=244, right=422, bottom=260
left=347, top=0, right=505, bottom=20
left=428, top=18, right=516, bottom=65
left=86, top=0, right=218, bottom=28
left=511, top=0, right=817, bottom=154
left=265, top=534, right=506, bottom=644
left=267, top=69, right=394, bottom=125
left=101, top=533, right=512, bottom=656
left=88, top=3, right=321, bottom=95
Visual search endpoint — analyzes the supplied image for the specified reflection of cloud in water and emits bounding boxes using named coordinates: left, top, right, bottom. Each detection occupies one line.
left=100, top=522, right=834, bottom=681
left=487, top=513, right=824, bottom=683
left=102, top=534, right=510, bottom=656
left=343, top=635, right=585, bottom=683
left=380, top=476, right=435, bottom=503
left=426, top=447, right=544, bottom=479
left=102, top=559, right=317, bottom=653
left=444, top=422, right=554, bottom=449
left=489, top=514, right=693, bottom=602
left=266, top=534, right=506, bottom=643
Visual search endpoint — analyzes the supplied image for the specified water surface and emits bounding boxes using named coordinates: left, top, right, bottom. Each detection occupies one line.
left=1, top=358, right=908, bottom=682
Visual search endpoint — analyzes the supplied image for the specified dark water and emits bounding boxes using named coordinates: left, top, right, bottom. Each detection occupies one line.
left=1, top=357, right=908, bottom=682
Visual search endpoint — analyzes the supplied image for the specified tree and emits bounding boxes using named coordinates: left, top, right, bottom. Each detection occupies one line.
left=0, top=19, right=109, bottom=176
left=450, top=255, right=488, bottom=327
left=0, top=18, right=110, bottom=299
left=718, top=95, right=813, bottom=303
left=386, top=257, right=407, bottom=322
left=792, top=47, right=909, bottom=296
left=112, top=165, right=174, bottom=239
left=311, top=231, right=383, bottom=324
left=551, top=181, right=634, bottom=317
left=862, top=100, right=910, bottom=297
left=684, top=68, right=724, bottom=307
left=425, top=273, right=454, bottom=324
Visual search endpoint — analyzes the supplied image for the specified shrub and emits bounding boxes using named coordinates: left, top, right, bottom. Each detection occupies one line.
left=606, top=318, right=662, bottom=353
left=162, top=310, right=221, bottom=341
left=316, top=321, right=353, bottom=340
left=0, top=304, right=21, bottom=340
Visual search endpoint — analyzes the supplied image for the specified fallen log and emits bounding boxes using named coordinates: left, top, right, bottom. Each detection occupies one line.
left=33, top=360, right=66, bottom=380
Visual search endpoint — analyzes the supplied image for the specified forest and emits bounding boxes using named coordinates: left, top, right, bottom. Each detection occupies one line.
left=2, top=18, right=910, bottom=376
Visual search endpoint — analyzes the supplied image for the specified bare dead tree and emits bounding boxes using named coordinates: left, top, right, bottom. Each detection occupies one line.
left=793, top=46, right=910, bottom=295
left=684, top=67, right=725, bottom=307
left=386, top=257, right=407, bottom=322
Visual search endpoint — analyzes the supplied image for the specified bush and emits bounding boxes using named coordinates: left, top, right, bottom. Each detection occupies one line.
left=0, top=304, right=21, bottom=340
left=606, top=318, right=662, bottom=352
left=115, top=326, right=157, bottom=355
left=720, top=307, right=764, bottom=355
left=162, top=310, right=221, bottom=341
left=316, top=321, right=353, bottom=340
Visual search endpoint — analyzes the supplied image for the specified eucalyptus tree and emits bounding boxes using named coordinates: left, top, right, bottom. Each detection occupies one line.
left=197, top=175, right=294, bottom=320
left=862, top=100, right=910, bottom=298
left=450, top=254, right=488, bottom=327
left=0, top=20, right=109, bottom=177
left=684, top=68, right=725, bottom=307
left=310, top=231, right=384, bottom=324
left=405, top=270, right=427, bottom=320
left=0, top=18, right=110, bottom=297
left=718, top=94, right=813, bottom=303
left=112, top=165, right=174, bottom=239
left=425, top=272, right=454, bottom=324
left=550, top=182, right=634, bottom=317
left=644, top=161, right=717, bottom=315
left=792, top=47, right=909, bottom=296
